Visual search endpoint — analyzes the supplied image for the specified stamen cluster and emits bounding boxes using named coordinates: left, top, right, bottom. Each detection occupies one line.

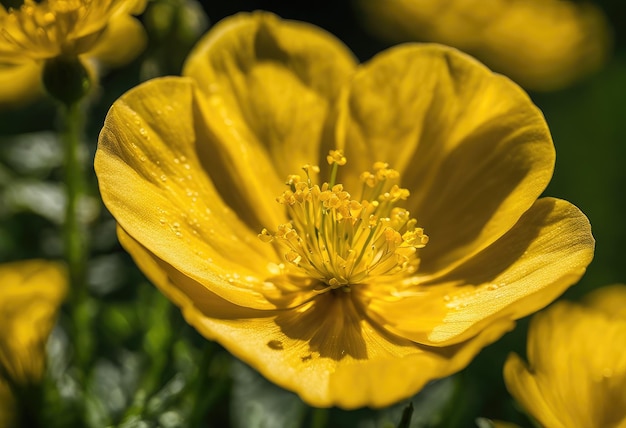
left=260, top=150, right=428, bottom=292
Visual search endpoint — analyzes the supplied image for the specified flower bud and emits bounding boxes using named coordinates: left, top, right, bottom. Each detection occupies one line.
left=42, top=56, right=92, bottom=105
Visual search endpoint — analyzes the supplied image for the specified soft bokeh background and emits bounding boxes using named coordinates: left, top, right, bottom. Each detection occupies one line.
left=1, top=0, right=625, bottom=426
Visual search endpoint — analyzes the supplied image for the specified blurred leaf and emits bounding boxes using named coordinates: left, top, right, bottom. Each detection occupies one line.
left=230, top=359, right=306, bottom=428
left=475, top=418, right=496, bottom=428
left=3, top=181, right=65, bottom=223
left=88, top=254, right=130, bottom=296
left=475, top=417, right=522, bottom=428
left=146, top=373, right=186, bottom=415
left=2, top=179, right=100, bottom=225
left=0, top=131, right=62, bottom=175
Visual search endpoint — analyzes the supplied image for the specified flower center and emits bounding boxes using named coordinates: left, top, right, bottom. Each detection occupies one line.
left=260, top=150, right=428, bottom=293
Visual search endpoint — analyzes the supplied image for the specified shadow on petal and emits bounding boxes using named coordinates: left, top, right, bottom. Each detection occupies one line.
left=365, top=198, right=592, bottom=347
left=427, top=197, right=560, bottom=285
left=417, top=112, right=539, bottom=274
left=275, top=292, right=367, bottom=360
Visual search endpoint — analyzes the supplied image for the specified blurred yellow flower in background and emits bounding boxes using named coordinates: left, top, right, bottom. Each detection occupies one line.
left=0, top=259, right=67, bottom=384
left=95, top=12, right=594, bottom=408
left=504, top=285, right=626, bottom=428
left=0, top=260, right=67, bottom=426
left=0, top=0, right=147, bottom=107
left=357, top=0, right=612, bottom=91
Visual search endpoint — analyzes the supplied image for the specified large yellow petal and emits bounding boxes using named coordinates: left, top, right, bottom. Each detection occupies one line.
left=334, top=44, right=555, bottom=276
left=183, top=11, right=357, bottom=229
left=117, top=226, right=319, bottom=311
left=86, top=14, right=147, bottom=68
left=364, top=198, right=593, bottom=346
left=118, top=226, right=514, bottom=408
left=0, top=61, right=43, bottom=110
left=196, top=298, right=513, bottom=409
left=95, top=77, right=279, bottom=310
left=505, top=301, right=626, bottom=427
left=0, top=260, right=67, bottom=385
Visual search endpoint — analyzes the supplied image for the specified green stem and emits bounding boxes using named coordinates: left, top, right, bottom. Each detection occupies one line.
left=61, top=101, right=93, bottom=382
left=63, top=102, right=86, bottom=289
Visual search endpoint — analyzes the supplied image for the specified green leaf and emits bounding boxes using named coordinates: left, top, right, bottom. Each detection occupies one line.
left=230, top=359, right=306, bottom=428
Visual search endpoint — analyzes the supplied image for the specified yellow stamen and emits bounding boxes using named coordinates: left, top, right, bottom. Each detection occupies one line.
left=261, top=150, right=428, bottom=292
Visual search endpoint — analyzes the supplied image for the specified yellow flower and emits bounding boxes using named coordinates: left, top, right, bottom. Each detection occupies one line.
left=95, top=12, right=594, bottom=408
left=357, top=0, right=611, bottom=91
left=0, top=0, right=147, bottom=107
left=0, top=260, right=66, bottom=427
left=504, top=285, right=626, bottom=428
left=0, top=259, right=67, bottom=386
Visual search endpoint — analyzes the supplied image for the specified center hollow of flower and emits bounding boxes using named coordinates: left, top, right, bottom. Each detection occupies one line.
left=259, top=150, right=428, bottom=293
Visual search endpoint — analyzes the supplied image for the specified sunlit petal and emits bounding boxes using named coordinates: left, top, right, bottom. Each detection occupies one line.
left=183, top=12, right=356, bottom=229
left=118, top=225, right=514, bottom=408
left=96, top=77, right=279, bottom=309
left=335, top=44, right=555, bottom=275
left=365, top=198, right=593, bottom=346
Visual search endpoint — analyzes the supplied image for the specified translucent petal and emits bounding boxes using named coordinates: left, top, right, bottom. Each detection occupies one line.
left=96, top=77, right=280, bottom=309
left=183, top=11, right=356, bottom=229
left=334, top=44, right=556, bottom=276
left=365, top=198, right=593, bottom=346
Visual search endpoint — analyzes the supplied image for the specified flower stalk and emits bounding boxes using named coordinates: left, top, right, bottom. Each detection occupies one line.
left=60, top=100, right=94, bottom=383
